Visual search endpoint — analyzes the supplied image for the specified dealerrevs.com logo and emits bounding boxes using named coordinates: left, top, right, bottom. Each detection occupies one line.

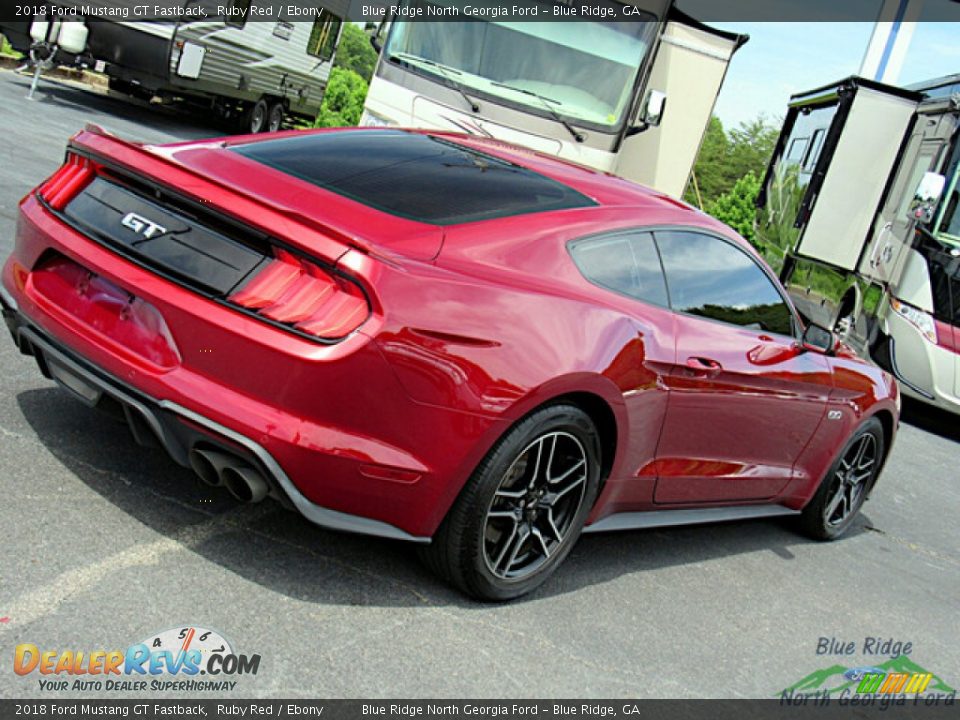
left=13, top=625, right=260, bottom=692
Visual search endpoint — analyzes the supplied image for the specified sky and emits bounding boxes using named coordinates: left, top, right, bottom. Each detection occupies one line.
left=709, top=21, right=960, bottom=128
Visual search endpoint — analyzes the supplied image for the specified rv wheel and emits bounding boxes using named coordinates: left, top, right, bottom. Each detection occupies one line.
left=243, top=99, right=269, bottom=134
left=267, top=102, right=285, bottom=133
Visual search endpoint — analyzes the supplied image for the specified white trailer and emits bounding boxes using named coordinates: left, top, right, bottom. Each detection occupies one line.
left=3, top=0, right=349, bottom=132
left=757, top=74, right=960, bottom=414
left=360, top=0, right=747, bottom=199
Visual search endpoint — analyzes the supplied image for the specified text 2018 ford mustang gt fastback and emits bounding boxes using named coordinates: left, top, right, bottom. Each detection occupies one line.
left=1, top=127, right=899, bottom=599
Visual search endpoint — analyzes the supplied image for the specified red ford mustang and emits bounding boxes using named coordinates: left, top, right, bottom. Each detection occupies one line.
left=2, top=127, right=898, bottom=600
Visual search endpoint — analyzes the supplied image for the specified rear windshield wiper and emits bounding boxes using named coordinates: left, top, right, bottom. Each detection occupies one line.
left=491, top=82, right=584, bottom=143
left=389, top=53, right=479, bottom=114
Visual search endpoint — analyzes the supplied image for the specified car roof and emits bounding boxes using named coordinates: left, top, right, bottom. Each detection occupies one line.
left=228, top=128, right=704, bottom=224
left=230, top=129, right=602, bottom=226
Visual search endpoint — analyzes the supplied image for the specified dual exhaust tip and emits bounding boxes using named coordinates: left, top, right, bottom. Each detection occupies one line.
left=188, top=447, right=269, bottom=503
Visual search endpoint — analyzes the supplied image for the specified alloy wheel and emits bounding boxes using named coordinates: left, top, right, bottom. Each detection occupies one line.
left=483, top=431, right=589, bottom=581
left=823, top=433, right=877, bottom=528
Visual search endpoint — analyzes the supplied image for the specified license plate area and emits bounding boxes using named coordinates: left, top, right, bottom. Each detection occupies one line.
left=27, top=255, right=181, bottom=370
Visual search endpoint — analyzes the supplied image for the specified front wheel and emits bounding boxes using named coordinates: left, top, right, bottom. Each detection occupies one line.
left=421, top=404, right=601, bottom=601
left=799, top=417, right=885, bottom=540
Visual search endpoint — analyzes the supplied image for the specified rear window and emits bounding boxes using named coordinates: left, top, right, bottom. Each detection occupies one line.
left=569, top=231, right=669, bottom=307
left=231, top=130, right=595, bottom=225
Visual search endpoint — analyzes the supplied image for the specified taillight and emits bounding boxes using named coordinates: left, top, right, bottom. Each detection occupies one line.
left=229, top=249, right=369, bottom=340
left=890, top=298, right=937, bottom=344
left=38, top=154, right=97, bottom=210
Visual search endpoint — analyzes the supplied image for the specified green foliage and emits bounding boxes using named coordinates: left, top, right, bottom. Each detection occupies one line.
left=707, top=172, right=762, bottom=244
left=314, top=67, right=368, bottom=128
left=684, top=114, right=779, bottom=209
left=754, top=162, right=805, bottom=272
left=334, top=23, right=377, bottom=83
left=1, top=34, right=22, bottom=58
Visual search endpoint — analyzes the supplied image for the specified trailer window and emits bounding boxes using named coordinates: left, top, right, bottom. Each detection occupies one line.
left=308, top=10, right=342, bottom=62
left=383, top=0, right=656, bottom=131
left=570, top=232, right=669, bottom=308
left=225, top=0, right=251, bottom=27
left=803, top=129, right=825, bottom=171
left=786, top=137, right=809, bottom=164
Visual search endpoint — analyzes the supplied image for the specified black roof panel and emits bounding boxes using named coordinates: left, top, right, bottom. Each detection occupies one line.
left=231, top=130, right=595, bottom=225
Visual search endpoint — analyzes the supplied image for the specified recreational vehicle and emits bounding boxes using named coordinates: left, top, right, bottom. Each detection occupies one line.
left=360, top=0, right=748, bottom=199
left=756, top=74, right=960, bottom=414
left=1, top=1, right=348, bottom=132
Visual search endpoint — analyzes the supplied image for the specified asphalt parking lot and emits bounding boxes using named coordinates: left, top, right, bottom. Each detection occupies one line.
left=0, top=70, right=957, bottom=700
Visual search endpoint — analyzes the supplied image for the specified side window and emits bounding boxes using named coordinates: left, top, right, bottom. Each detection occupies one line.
left=802, top=128, right=825, bottom=172
left=307, top=10, right=342, bottom=62
left=786, top=137, right=809, bottom=164
left=569, top=231, right=669, bottom=307
left=655, top=231, right=795, bottom=336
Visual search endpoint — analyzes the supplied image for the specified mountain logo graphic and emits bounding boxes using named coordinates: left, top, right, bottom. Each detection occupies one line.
left=781, top=656, right=956, bottom=697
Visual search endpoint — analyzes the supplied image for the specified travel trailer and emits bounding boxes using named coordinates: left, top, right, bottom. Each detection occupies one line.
left=756, top=74, right=960, bottom=413
left=360, top=0, right=748, bottom=199
left=1, top=0, right=348, bottom=131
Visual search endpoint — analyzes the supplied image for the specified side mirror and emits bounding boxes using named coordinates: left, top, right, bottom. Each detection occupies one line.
left=370, top=34, right=382, bottom=53
left=801, top=323, right=835, bottom=355
left=625, top=90, right=666, bottom=137
left=642, top=89, right=667, bottom=127
left=908, top=171, right=946, bottom=224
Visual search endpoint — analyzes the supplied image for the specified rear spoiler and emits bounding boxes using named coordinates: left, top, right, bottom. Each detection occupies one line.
left=67, top=125, right=362, bottom=264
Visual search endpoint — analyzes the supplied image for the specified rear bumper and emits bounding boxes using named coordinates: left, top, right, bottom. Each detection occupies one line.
left=1, top=300, right=429, bottom=543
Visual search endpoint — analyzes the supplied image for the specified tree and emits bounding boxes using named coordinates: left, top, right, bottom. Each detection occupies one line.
left=314, top=67, right=368, bottom=128
left=707, top=172, right=762, bottom=245
left=334, top=23, right=378, bottom=83
left=684, top=114, right=779, bottom=209
left=684, top=116, right=728, bottom=206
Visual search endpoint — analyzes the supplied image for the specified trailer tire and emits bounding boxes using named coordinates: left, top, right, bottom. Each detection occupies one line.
left=242, top=99, right=270, bottom=134
left=267, top=101, right=285, bottom=133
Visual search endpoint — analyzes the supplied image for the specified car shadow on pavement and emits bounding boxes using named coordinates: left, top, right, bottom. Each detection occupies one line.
left=18, top=385, right=872, bottom=608
left=900, top=398, right=960, bottom=443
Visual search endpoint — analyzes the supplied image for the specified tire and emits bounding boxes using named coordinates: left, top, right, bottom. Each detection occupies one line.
left=421, top=404, right=602, bottom=601
left=799, top=417, right=885, bottom=541
left=267, top=101, right=285, bottom=133
left=242, top=99, right=269, bottom=134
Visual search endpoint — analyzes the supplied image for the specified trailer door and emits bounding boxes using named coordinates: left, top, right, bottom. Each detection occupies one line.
left=858, top=118, right=951, bottom=285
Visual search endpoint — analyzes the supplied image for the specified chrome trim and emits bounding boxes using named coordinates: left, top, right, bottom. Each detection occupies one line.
left=0, top=283, right=19, bottom=312
left=583, top=504, right=799, bottom=534
left=17, top=325, right=430, bottom=544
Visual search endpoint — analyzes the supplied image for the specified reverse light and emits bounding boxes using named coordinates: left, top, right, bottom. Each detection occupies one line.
left=37, top=154, right=97, bottom=210
left=890, top=298, right=937, bottom=344
left=229, top=249, right=369, bottom=340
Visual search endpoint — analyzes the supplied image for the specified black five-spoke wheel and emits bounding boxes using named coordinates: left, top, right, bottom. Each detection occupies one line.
left=823, top=432, right=876, bottom=529
left=421, top=404, right=601, bottom=601
left=800, top=416, right=885, bottom=540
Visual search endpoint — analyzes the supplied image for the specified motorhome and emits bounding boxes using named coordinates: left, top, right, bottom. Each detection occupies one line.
left=756, top=74, right=960, bottom=414
left=359, top=0, right=748, bottom=199
left=1, top=0, right=348, bottom=132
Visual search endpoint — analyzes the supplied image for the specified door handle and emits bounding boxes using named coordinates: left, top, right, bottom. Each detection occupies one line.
left=686, top=356, right=723, bottom=376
